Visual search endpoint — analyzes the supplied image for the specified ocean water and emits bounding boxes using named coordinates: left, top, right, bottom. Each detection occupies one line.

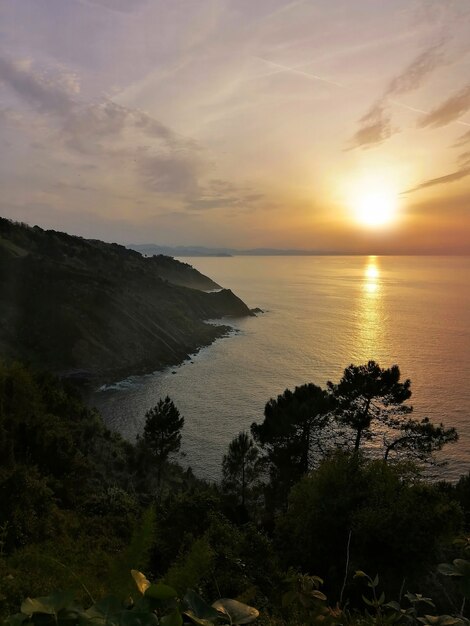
left=89, top=256, right=470, bottom=482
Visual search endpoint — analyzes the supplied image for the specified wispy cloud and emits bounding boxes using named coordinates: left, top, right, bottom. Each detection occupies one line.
left=455, top=129, right=470, bottom=146
left=0, top=52, right=206, bottom=196
left=253, top=56, right=342, bottom=87
left=185, top=179, right=265, bottom=213
left=404, top=166, right=470, bottom=193
left=349, top=39, right=448, bottom=148
left=384, top=39, right=446, bottom=97
left=0, top=55, right=76, bottom=115
left=348, top=104, right=393, bottom=150
left=419, top=84, right=470, bottom=128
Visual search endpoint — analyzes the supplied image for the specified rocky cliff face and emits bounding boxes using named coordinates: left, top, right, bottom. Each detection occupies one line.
left=0, top=218, right=252, bottom=382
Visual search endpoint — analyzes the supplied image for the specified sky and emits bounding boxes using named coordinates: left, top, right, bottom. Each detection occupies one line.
left=1, top=0, right=470, bottom=253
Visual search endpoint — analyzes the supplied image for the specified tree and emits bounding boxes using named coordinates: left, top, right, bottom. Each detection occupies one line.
left=328, top=361, right=457, bottom=465
left=251, top=383, right=334, bottom=508
left=383, top=416, right=458, bottom=464
left=222, top=431, right=262, bottom=509
left=142, top=396, right=184, bottom=489
left=275, top=451, right=462, bottom=601
left=328, top=361, right=413, bottom=453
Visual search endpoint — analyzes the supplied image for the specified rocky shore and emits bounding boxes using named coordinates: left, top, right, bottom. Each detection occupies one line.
left=0, top=217, right=253, bottom=383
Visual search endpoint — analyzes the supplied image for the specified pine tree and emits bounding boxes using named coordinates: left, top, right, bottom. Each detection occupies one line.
left=142, top=396, right=184, bottom=489
left=328, top=361, right=412, bottom=453
left=222, top=431, right=261, bottom=508
left=328, top=361, right=457, bottom=464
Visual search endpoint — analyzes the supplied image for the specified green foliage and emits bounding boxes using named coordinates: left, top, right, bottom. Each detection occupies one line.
left=2, top=570, right=259, bottom=626
left=222, top=432, right=263, bottom=509
left=275, top=452, right=462, bottom=599
left=108, top=506, right=157, bottom=598
left=164, top=538, right=215, bottom=595
left=251, top=384, right=333, bottom=508
left=0, top=218, right=251, bottom=380
left=143, top=397, right=185, bottom=489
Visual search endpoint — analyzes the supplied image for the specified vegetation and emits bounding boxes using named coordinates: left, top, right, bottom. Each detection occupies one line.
left=1, top=358, right=469, bottom=626
left=327, top=362, right=458, bottom=460
left=222, top=432, right=262, bottom=510
left=142, top=397, right=185, bottom=491
left=0, top=218, right=252, bottom=382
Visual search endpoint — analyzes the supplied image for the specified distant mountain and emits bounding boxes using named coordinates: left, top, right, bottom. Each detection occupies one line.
left=129, top=244, right=337, bottom=257
left=130, top=244, right=234, bottom=257
left=0, top=218, right=252, bottom=382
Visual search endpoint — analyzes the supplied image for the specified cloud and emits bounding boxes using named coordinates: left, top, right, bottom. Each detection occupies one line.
left=137, top=153, right=203, bottom=194
left=61, top=100, right=189, bottom=155
left=185, top=179, right=265, bottom=212
left=419, top=84, right=470, bottom=128
left=384, top=39, right=446, bottom=97
left=405, top=167, right=470, bottom=193
left=348, top=104, right=393, bottom=149
left=458, top=151, right=470, bottom=167
left=455, top=129, right=470, bottom=146
left=0, top=55, right=75, bottom=115
left=0, top=52, right=205, bottom=196
left=349, top=40, right=448, bottom=148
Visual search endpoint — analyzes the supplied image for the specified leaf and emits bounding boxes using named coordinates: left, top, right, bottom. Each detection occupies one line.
left=21, top=592, right=75, bottom=616
left=438, top=563, right=461, bottom=577
left=21, top=598, right=56, bottom=616
left=384, top=601, right=401, bottom=611
left=161, top=610, right=183, bottom=626
left=378, top=592, right=385, bottom=606
left=144, top=584, right=178, bottom=601
left=421, top=616, right=461, bottom=626
left=182, top=612, right=215, bottom=626
left=212, top=599, right=259, bottom=625
left=131, top=570, right=151, bottom=595
left=354, top=570, right=368, bottom=579
left=183, top=590, right=221, bottom=623
left=311, top=590, right=327, bottom=602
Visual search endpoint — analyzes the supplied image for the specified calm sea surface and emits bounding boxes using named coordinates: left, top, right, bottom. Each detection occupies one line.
left=90, top=256, right=470, bottom=482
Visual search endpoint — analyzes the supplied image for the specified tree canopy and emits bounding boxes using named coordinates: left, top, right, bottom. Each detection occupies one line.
left=251, top=383, right=334, bottom=506
left=328, top=361, right=458, bottom=464
left=142, top=396, right=184, bottom=487
left=222, top=431, right=262, bottom=509
left=328, top=361, right=413, bottom=452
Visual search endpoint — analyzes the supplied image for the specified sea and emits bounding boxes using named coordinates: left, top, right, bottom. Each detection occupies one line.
left=89, top=255, right=470, bottom=482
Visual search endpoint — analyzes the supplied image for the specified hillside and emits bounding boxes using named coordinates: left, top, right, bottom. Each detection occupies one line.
left=0, top=218, right=252, bottom=382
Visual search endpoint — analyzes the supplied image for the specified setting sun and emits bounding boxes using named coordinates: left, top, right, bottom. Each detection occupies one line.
left=353, top=190, right=398, bottom=228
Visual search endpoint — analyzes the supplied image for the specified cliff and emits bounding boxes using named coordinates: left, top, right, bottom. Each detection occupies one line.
left=0, top=218, right=252, bottom=382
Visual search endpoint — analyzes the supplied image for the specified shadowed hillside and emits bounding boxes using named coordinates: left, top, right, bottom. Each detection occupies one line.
left=0, top=218, right=252, bottom=382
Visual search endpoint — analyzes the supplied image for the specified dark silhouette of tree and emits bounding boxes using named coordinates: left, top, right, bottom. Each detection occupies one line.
left=383, top=416, right=457, bottom=464
left=142, top=396, right=184, bottom=490
left=222, top=431, right=262, bottom=509
left=251, top=383, right=334, bottom=508
left=328, top=361, right=413, bottom=453
left=275, top=451, right=462, bottom=597
left=328, top=361, right=457, bottom=465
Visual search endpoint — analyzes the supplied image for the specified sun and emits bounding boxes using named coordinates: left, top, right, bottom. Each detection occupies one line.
left=343, top=174, right=401, bottom=229
left=353, top=189, right=398, bottom=228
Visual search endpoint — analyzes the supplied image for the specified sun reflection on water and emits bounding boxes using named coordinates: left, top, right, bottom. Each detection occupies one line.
left=364, top=258, right=379, bottom=293
left=356, top=256, right=383, bottom=358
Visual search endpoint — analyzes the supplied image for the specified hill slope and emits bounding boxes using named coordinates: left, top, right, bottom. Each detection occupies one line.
left=0, top=218, right=252, bottom=382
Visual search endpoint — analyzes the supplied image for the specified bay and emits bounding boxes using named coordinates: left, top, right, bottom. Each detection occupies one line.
left=89, top=255, right=470, bottom=482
